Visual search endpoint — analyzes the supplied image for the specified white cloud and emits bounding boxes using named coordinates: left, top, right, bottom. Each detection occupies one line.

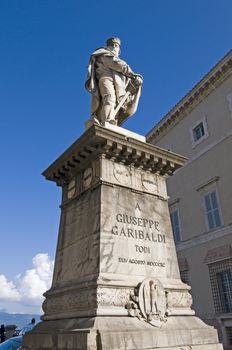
left=18, top=253, right=54, bottom=303
left=0, top=253, right=54, bottom=313
left=0, top=275, right=21, bottom=300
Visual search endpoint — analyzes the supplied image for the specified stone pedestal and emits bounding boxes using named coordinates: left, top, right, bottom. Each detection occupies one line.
left=23, top=124, right=223, bottom=349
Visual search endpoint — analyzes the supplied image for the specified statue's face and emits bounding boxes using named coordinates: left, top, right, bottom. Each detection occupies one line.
left=109, top=43, right=120, bottom=57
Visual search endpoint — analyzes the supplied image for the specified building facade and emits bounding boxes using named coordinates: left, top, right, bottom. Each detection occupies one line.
left=147, top=50, right=232, bottom=349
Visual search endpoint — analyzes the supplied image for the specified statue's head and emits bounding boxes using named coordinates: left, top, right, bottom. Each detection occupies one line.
left=106, top=37, right=121, bottom=46
left=106, top=37, right=121, bottom=56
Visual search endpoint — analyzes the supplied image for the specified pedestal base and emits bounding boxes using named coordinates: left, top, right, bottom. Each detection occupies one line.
left=27, top=125, right=222, bottom=350
left=23, top=316, right=223, bottom=350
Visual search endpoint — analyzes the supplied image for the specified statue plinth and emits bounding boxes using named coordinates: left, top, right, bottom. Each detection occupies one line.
left=23, top=125, right=223, bottom=349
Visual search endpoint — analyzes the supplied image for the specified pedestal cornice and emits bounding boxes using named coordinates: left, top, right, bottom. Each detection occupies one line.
left=42, top=125, right=186, bottom=185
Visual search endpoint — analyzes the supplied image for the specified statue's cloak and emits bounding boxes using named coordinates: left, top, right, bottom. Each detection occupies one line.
left=85, top=48, right=141, bottom=125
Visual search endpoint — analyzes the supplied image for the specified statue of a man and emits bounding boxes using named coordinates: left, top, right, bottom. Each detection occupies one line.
left=85, top=37, right=143, bottom=126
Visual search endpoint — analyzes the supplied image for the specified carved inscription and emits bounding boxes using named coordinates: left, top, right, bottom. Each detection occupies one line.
left=112, top=213, right=166, bottom=243
left=67, top=179, right=76, bottom=199
left=141, top=173, right=158, bottom=193
left=113, top=163, right=131, bottom=186
left=111, top=203, right=167, bottom=267
left=118, top=257, right=165, bottom=267
left=83, top=167, right=92, bottom=188
left=112, top=214, right=166, bottom=248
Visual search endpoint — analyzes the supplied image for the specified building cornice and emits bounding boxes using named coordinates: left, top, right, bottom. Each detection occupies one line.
left=176, top=224, right=232, bottom=252
left=146, top=49, right=232, bottom=143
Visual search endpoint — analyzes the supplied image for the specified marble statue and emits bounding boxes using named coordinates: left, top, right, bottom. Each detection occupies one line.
left=85, top=37, right=143, bottom=126
left=22, top=38, right=223, bottom=350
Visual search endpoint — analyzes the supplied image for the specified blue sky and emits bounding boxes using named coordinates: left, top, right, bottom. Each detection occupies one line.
left=0, top=0, right=231, bottom=313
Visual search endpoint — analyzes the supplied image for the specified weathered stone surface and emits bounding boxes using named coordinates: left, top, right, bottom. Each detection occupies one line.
left=23, top=316, right=223, bottom=350
left=22, top=124, right=223, bottom=349
left=100, top=183, right=179, bottom=281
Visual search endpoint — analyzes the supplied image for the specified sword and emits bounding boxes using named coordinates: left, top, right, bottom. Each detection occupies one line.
left=112, top=91, right=131, bottom=120
left=112, top=77, right=142, bottom=121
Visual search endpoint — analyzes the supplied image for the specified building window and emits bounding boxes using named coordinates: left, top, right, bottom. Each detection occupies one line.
left=226, top=92, right=232, bottom=118
left=190, top=116, right=209, bottom=147
left=204, top=190, right=222, bottom=230
left=170, top=209, right=181, bottom=243
left=207, top=258, right=232, bottom=314
left=193, top=122, right=205, bottom=141
left=217, top=270, right=232, bottom=313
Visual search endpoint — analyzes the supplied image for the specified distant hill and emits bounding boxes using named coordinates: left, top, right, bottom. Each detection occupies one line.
left=0, top=311, right=41, bottom=329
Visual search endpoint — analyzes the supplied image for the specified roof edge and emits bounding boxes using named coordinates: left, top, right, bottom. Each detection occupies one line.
left=146, top=49, right=232, bottom=142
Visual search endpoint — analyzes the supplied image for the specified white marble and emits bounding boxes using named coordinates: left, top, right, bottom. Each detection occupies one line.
left=85, top=119, right=146, bottom=142
left=103, top=122, right=146, bottom=142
